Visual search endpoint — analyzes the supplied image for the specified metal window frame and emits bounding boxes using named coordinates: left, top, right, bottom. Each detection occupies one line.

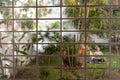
left=0, top=0, right=120, bottom=80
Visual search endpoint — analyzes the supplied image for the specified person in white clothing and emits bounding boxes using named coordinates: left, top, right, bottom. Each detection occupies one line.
left=92, top=47, right=105, bottom=63
left=94, top=47, right=103, bottom=56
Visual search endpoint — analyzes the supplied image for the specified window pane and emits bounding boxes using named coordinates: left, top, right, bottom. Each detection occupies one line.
left=62, top=19, right=85, bottom=30
left=86, top=32, right=109, bottom=43
left=62, top=7, right=85, bottom=18
left=63, top=0, right=85, bottom=5
left=111, top=57, right=120, bottom=68
left=14, top=0, right=36, bottom=6
left=15, top=68, right=37, bottom=79
left=87, top=6, right=110, bottom=18
left=86, top=69, right=109, bottom=80
left=0, top=32, right=13, bottom=43
left=0, top=0, right=12, bottom=6
left=0, top=20, right=13, bottom=31
left=111, top=0, right=120, bottom=5
left=111, top=32, right=120, bottom=43
left=16, top=56, right=36, bottom=67
left=111, top=44, right=120, bottom=56
left=112, top=19, right=120, bottom=30
left=62, top=32, right=85, bottom=43
left=112, top=6, right=120, bottom=18
left=38, top=0, right=60, bottom=6
left=14, top=20, right=36, bottom=31
left=14, top=32, right=36, bottom=43
left=14, top=8, right=36, bottom=19
left=38, top=20, right=60, bottom=31
left=0, top=44, right=13, bottom=55
left=86, top=19, right=109, bottom=30
left=38, top=7, right=60, bottom=18
left=0, top=8, right=12, bottom=19
left=62, top=69, right=85, bottom=80
left=37, top=32, right=60, bottom=43
left=39, top=68, right=60, bottom=80
left=39, top=55, right=60, bottom=66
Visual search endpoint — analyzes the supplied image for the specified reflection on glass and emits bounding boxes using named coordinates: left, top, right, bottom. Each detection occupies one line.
left=14, top=20, right=36, bottom=31
left=38, top=20, right=60, bottom=31
left=14, top=8, right=36, bottom=19
left=38, top=7, right=60, bottom=18
left=86, top=19, right=109, bottom=30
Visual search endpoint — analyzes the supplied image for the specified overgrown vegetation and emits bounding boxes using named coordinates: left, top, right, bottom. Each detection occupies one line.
left=0, top=0, right=120, bottom=79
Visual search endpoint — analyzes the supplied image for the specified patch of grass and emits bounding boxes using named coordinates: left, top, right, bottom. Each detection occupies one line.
left=16, top=53, right=120, bottom=79
left=39, top=68, right=60, bottom=80
left=40, top=55, right=61, bottom=66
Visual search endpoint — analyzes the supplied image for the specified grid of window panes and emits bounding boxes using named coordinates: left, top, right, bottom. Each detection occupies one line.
left=0, top=0, right=120, bottom=80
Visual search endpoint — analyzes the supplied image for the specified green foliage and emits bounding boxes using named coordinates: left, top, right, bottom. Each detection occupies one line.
left=63, top=0, right=77, bottom=5
left=0, top=36, right=8, bottom=40
left=62, top=44, right=78, bottom=67
left=63, top=36, right=71, bottom=42
left=31, top=34, right=36, bottom=42
left=2, top=58, right=13, bottom=63
left=65, top=7, right=74, bottom=17
left=44, top=45, right=59, bottom=54
left=40, top=56, right=60, bottom=66
left=15, top=50, right=28, bottom=55
left=25, top=0, right=35, bottom=6
left=50, top=22, right=59, bottom=29
left=21, top=21, right=35, bottom=29
left=40, top=69, right=50, bottom=79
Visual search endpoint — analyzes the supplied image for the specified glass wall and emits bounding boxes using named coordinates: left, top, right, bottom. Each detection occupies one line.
left=0, top=0, right=120, bottom=79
